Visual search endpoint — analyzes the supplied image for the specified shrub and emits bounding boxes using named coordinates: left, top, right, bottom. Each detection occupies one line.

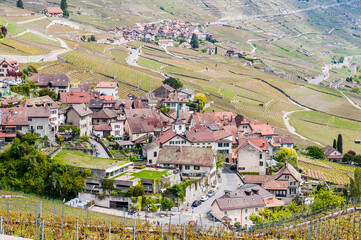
left=134, top=165, right=146, bottom=169
left=306, top=146, right=324, bottom=159
left=239, top=172, right=260, bottom=175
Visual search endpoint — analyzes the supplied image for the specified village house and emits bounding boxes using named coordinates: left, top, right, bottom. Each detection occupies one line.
left=44, top=7, right=63, bottom=17
left=152, top=84, right=175, bottom=99
left=96, top=82, right=119, bottom=100
left=0, top=108, right=28, bottom=143
left=29, top=74, right=69, bottom=94
left=211, top=184, right=284, bottom=228
left=0, top=59, right=20, bottom=81
left=26, top=107, right=55, bottom=141
left=236, top=138, right=269, bottom=175
left=66, top=104, right=93, bottom=136
left=177, top=88, right=195, bottom=100
left=21, top=96, right=60, bottom=132
left=323, top=145, right=343, bottom=163
left=92, top=108, right=118, bottom=125
left=124, top=116, right=154, bottom=142
left=59, top=92, right=91, bottom=106
left=235, top=114, right=252, bottom=135
left=157, top=146, right=217, bottom=184
left=244, top=162, right=302, bottom=198
left=249, top=120, right=276, bottom=141
left=158, top=39, right=174, bottom=48
left=271, top=136, right=294, bottom=150
left=162, top=94, right=189, bottom=111
left=191, top=112, right=236, bottom=128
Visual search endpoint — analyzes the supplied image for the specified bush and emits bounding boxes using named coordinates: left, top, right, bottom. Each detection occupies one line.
left=134, top=165, right=146, bottom=169
left=306, top=146, right=324, bottom=159
left=239, top=172, right=260, bottom=175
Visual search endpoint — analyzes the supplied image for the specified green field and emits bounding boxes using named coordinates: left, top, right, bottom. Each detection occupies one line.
left=53, top=150, right=127, bottom=169
left=131, top=170, right=169, bottom=180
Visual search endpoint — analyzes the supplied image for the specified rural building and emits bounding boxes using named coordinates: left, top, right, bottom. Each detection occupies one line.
left=59, top=92, right=91, bottom=106
left=158, top=39, right=174, bottom=48
left=96, top=82, right=119, bottom=100
left=66, top=104, right=93, bottom=136
left=44, top=7, right=63, bottom=17
left=29, top=74, right=69, bottom=94
left=323, top=145, right=343, bottom=162
left=236, top=138, right=268, bottom=175
left=0, top=59, right=20, bottom=81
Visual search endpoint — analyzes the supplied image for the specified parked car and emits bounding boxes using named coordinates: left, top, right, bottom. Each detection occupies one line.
left=207, top=190, right=215, bottom=198
left=192, top=200, right=201, bottom=207
left=128, top=209, right=137, bottom=215
left=230, top=164, right=237, bottom=170
left=200, top=195, right=209, bottom=202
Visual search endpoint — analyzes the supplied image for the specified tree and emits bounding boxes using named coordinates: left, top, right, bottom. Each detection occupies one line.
left=100, top=179, right=114, bottom=195
left=190, top=33, right=199, bottom=49
left=16, top=0, right=24, bottom=9
left=38, top=88, right=57, bottom=100
left=339, top=56, right=344, bottom=63
left=215, top=46, right=218, bottom=55
left=347, top=150, right=356, bottom=156
left=306, top=146, right=324, bottom=159
left=349, top=167, right=361, bottom=203
left=311, top=188, right=345, bottom=214
left=0, top=26, right=7, bottom=39
left=276, top=148, right=298, bottom=169
left=60, top=0, right=69, bottom=17
left=351, top=87, right=361, bottom=94
left=337, top=134, right=343, bottom=153
left=194, top=93, right=206, bottom=104
left=126, top=183, right=145, bottom=197
left=355, top=155, right=361, bottom=167
left=90, top=35, right=96, bottom=42
left=342, top=153, right=354, bottom=163
left=163, top=77, right=183, bottom=90
left=333, top=139, right=337, bottom=149
left=161, top=197, right=174, bottom=214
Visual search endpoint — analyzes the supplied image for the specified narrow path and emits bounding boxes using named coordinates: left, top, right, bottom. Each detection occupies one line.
left=16, top=16, right=47, bottom=24
left=340, top=91, right=361, bottom=110
left=162, top=46, right=184, bottom=59
left=89, top=138, right=110, bottom=158
left=125, top=47, right=142, bottom=67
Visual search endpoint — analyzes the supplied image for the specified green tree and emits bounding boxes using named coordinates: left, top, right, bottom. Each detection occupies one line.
left=190, top=33, right=199, bottom=49
left=16, top=0, right=24, bottom=9
left=163, top=77, right=183, bottom=90
left=60, top=0, right=69, bottom=17
left=337, top=134, right=343, bottom=153
left=161, top=197, right=174, bottom=214
left=349, top=167, right=361, bottom=203
left=276, top=148, right=298, bottom=169
left=90, top=35, right=96, bottom=42
left=38, top=88, right=57, bottom=101
left=126, top=183, right=145, bottom=197
left=306, top=146, right=324, bottom=159
left=100, top=179, right=114, bottom=195
left=215, top=46, right=218, bottom=55
left=333, top=139, right=337, bottom=149
left=342, top=153, right=354, bottom=164
left=311, top=188, right=345, bottom=214
left=21, top=132, right=39, bottom=145
left=339, top=56, right=344, bottom=63
left=351, top=87, right=361, bottom=94
left=355, top=155, right=361, bottom=167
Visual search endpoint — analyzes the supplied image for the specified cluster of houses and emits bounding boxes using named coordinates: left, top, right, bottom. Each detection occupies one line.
left=226, top=49, right=253, bottom=59
left=0, top=59, right=308, bottom=228
left=120, top=20, right=210, bottom=46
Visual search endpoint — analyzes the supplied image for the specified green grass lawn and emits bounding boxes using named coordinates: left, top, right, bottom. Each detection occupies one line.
left=131, top=170, right=169, bottom=180
left=53, top=150, right=126, bottom=169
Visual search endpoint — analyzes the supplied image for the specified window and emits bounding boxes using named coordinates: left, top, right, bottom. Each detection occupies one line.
left=28, top=118, right=32, bottom=121
left=259, top=161, right=263, bottom=166
left=194, top=166, right=200, bottom=170
left=153, top=152, right=157, bottom=157
left=234, top=218, right=237, bottom=222
left=259, top=153, right=262, bottom=159
left=223, top=211, right=228, bottom=216
left=218, top=143, right=222, bottom=147
left=255, top=208, right=258, bottom=212
left=245, top=217, right=248, bottom=221
left=234, top=210, right=238, bottom=214
left=179, top=125, right=182, bottom=130
left=185, top=165, right=190, bottom=170
left=115, top=131, right=120, bottom=135
left=244, top=209, right=248, bottom=213
left=224, top=143, right=229, bottom=147
left=285, top=175, right=289, bottom=179
left=37, top=126, right=43, bottom=130
left=114, top=125, right=120, bottom=129
left=239, top=167, right=245, bottom=170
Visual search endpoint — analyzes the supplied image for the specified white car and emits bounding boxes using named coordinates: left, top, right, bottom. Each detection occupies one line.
left=200, top=195, right=209, bottom=202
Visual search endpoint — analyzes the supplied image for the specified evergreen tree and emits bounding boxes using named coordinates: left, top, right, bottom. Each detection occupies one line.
left=16, top=0, right=24, bottom=9
left=60, top=0, right=68, bottom=11
left=190, top=33, right=199, bottom=49
left=337, top=134, right=343, bottom=153
left=333, top=139, right=337, bottom=149
left=215, top=46, right=218, bottom=55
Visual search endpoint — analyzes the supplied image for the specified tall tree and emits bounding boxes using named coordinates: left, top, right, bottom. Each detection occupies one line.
left=349, top=167, right=361, bottom=203
left=60, top=0, right=68, bottom=11
left=163, top=77, right=183, bottom=90
left=337, top=134, right=343, bottom=153
left=333, top=139, right=337, bottom=149
left=190, top=33, right=199, bottom=49
left=16, top=0, right=24, bottom=9
left=215, top=46, right=218, bottom=55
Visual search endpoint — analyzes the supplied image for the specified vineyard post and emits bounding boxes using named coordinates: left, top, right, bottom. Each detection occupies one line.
left=123, top=208, right=125, bottom=226
left=62, top=203, right=64, bottom=235
left=109, top=220, right=111, bottom=240
left=195, top=220, right=198, bottom=240
left=54, top=202, right=56, bottom=222
left=168, top=214, right=172, bottom=239
left=40, top=201, right=42, bottom=218
left=212, top=216, right=215, bottom=240
left=353, top=207, right=356, bottom=240
left=6, top=202, right=9, bottom=229
left=86, top=207, right=89, bottom=229
left=76, top=219, right=78, bottom=240
left=36, top=202, right=38, bottom=239
left=133, top=220, right=136, bottom=240
left=309, top=218, right=312, bottom=240
left=199, top=214, right=203, bottom=233
left=0, top=216, right=3, bottom=234
left=179, top=214, right=181, bottom=225
left=161, top=222, right=163, bottom=240
left=41, top=220, right=44, bottom=240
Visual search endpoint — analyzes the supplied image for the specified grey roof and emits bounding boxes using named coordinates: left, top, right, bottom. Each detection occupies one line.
left=26, top=107, right=51, bottom=118
left=126, top=117, right=154, bottom=134
left=71, top=103, right=93, bottom=117
left=323, top=145, right=341, bottom=157
left=179, top=88, right=195, bottom=96
left=115, top=140, right=135, bottom=146
left=29, top=73, right=69, bottom=87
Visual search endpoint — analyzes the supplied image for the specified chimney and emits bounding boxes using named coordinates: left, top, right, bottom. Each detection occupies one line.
left=244, top=190, right=251, bottom=196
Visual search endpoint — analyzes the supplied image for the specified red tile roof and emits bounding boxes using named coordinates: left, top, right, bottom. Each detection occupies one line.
left=236, top=138, right=268, bottom=152
left=154, top=129, right=177, bottom=146
left=29, top=74, right=69, bottom=87
left=192, top=112, right=235, bottom=127
left=186, top=126, right=215, bottom=142
left=93, top=124, right=112, bottom=131
left=99, top=95, right=115, bottom=101
left=96, top=82, right=118, bottom=88
left=45, top=7, right=63, bottom=14
left=250, top=121, right=275, bottom=136
left=60, top=92, right=91, bottom=104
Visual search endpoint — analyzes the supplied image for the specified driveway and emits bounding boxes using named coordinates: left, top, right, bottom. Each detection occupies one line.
left=89, top=138, right=110, bottom=158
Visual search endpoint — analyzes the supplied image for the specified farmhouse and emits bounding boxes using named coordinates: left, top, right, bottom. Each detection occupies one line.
left=158, top=39, right=174, bottom=48
left=66, top=104, right=93, bottom=136
left=323, top=145, right=343, bottom=163
left=29, top=74, right=69, bottom=94
left=0, top=59, right=20, bottom=81
left=44, top=7, right=63, bottom=17
left=96, top=82, right=119, bottom=100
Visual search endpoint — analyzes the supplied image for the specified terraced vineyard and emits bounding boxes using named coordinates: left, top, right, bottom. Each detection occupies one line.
left=298, top=155, right=356, bottom=185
